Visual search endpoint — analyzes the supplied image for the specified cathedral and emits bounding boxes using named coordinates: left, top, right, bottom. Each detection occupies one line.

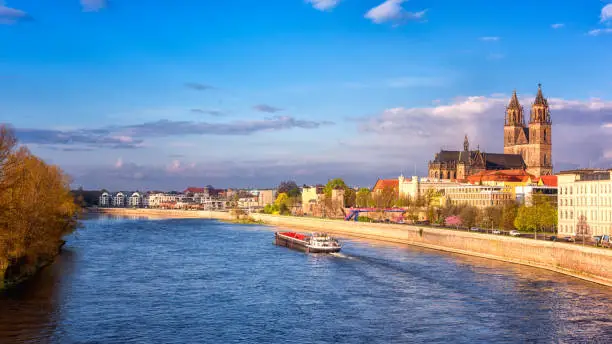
left=428, top=84, right=553, bottom=180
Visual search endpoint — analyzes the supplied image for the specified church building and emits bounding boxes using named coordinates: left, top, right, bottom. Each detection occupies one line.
left=428, top=84, right=553, bottom=180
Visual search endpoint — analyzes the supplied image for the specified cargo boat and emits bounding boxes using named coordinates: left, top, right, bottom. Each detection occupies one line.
left=274, top=232, right=342, bottom=253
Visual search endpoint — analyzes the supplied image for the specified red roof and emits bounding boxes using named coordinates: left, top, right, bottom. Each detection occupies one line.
left=467, top=169, right=534, bottom=184
left=372, top=179, right=399, bottom=192
left=536, top=175, right=558, bottom=187
left=184, top=187, right=207, bottom=194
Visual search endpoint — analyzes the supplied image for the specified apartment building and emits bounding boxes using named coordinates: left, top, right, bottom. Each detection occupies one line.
left=557, top=169, right=612, bottom=237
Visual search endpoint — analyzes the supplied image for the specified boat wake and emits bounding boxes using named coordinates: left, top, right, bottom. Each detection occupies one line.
left=329, top=252, right=356, bottom=260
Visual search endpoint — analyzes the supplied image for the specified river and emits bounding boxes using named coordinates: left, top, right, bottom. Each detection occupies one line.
left=1, top=216, right=611, bottom=343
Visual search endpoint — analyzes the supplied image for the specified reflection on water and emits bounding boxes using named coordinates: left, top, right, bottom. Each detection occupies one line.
left=1, top=217, right=610, bottom=343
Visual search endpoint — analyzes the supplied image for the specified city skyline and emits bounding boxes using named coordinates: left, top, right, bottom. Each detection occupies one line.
left=2, top=1, right=612, bottom=189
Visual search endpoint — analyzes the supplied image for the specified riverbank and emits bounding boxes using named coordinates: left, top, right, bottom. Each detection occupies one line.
left=0, top=241, right=65, bottom=291
left=93, top=208, right=612, bottom=287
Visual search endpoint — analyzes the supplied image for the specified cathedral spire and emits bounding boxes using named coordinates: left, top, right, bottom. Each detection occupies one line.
left=534, top=83, right=547, bottom=106
left=508, top=89, right=520, bottom=109
left=505, top=89, right=524, bottom=126
left=530, top=83, right=551, bottom=124
left=463, top=134, right=469, bottom=152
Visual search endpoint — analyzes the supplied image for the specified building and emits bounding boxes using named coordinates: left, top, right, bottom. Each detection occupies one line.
left=443, top=185, right=515, bottom=209
left=504, top=84, right=553, bottom=177
left=128, top=192, right=143, bottom=208
left=428, top=135, right=526, bottom=180
left=399, top=175, right=461, bottom=201
left=257, top=189, right=276, bottom=207
left=112, top=192, right=126, bottom=207
left=515, top=185, right=557, bottom=206
left=372, top=179, right=399, bottom=193
left=99, top=192, right=111, bottom=207
left=428, top=84, right=553, bottom=180
left=302, top=185, right=324, bottom=215
left=557, top=169, right=612, bottom=238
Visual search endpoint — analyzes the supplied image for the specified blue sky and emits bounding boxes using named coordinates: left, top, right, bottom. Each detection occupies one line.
left=2, top=0, right=612, bottom=190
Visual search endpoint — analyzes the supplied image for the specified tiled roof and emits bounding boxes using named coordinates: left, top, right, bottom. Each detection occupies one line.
left=373, top=179, right=399, bottom=191
left=467, top=169, right=534, bottom=183
left=184, top=187, right=207, bottom=193
left=536, top=175, right=558, bottom=187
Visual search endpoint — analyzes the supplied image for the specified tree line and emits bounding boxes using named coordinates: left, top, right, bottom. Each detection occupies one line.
left=0, top=126, right=79, bottom=287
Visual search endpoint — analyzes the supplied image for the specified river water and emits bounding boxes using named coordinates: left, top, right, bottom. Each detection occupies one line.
left=1, top=216, right=611, bottom=343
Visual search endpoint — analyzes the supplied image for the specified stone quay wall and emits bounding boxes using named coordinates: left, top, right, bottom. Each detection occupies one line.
left=94, top=208, right=612, bottom=287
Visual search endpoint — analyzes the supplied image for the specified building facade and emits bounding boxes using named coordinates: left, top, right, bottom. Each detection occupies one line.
left=443, top=185, right=515, bottom=209
left=557, top=169, right=612, bottom=238
left=504, top=84, right=553, bottom=177
left=428, top=135, right=526, bottom=180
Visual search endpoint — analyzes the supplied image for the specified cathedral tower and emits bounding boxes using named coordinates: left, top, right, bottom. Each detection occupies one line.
left=504, top=90, right=528, bottom=156
left=503, top=84, right=552, bottom=177
left=526, top=84, right=552, bottom=176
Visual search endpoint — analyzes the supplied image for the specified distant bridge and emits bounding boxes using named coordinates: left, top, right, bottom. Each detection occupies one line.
left=345, top=208, right=406, bottom=221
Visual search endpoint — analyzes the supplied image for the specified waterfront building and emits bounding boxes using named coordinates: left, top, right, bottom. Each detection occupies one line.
left=128, top=192, right=143, bottom=208
left=443, top=185, right=515, bottom=209
left=112, top=192, right=126, bottom=207
left=302, top=185, right=324, bottom=215
left=398, top=175, right=461, bottom=201
left=557, top=169, right=612, bottom=238
left=257, top=189, right=276, bottom=207
left=99, top=192, right=111, bottom=207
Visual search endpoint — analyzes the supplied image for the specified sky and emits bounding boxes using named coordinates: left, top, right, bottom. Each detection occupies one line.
left=1, top=0, right=612, bottom=190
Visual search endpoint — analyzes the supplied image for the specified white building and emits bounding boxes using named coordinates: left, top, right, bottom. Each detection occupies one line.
left=398, top=175, right=462, bottom=200
left=514, top=185, right=557, bottom=206
left=147, top=193, right=182, bottom=208
left=128, top=192, right=143, bottom=208
left=99, top=192, right=111, bottom=207
left=112, top=192, right=126, bottom=207
left=557, top=169, right=612, bottom=238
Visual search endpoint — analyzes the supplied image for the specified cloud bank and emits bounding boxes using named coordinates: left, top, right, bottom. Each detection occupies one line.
left=11, top=116, right=335, bottom=150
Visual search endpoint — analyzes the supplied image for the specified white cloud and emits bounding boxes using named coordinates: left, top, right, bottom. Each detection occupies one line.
left=115, top=157, right=123, bottom=169
left=551, top=23, right=565, bottom=29
left=365, top=0, right=426, bottom=25
left=306, top=0, right=340, bottom=11
left=588, top=28, right=612, bottom=36
left=601, top=4, right=612, bottom=23
left=480, top=36, right=500, bottom=41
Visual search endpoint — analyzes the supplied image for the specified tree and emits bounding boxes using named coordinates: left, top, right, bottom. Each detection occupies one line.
left=514, top=205, right=537, bottom=232
left=1, top=126, right=78, bottom=286
left=372, top=186, right=397, bottom=209
left=500, top=203, right=519, bottom=230
left=344, top=188, right=356, bottom=208
left=478, top=206, right=503, bottom=230
left=323, top=178, right=348, bottom=196
left=355, top=188, right=371, bottom=208
left=277, top=181, right=300, bottom=198
left=274, top=193, right=290, bottom=215
left=459, top=206, right=479, bottom=228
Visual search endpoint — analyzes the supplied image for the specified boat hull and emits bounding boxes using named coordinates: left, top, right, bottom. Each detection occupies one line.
left=274, top=233, right=341, bottom=253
